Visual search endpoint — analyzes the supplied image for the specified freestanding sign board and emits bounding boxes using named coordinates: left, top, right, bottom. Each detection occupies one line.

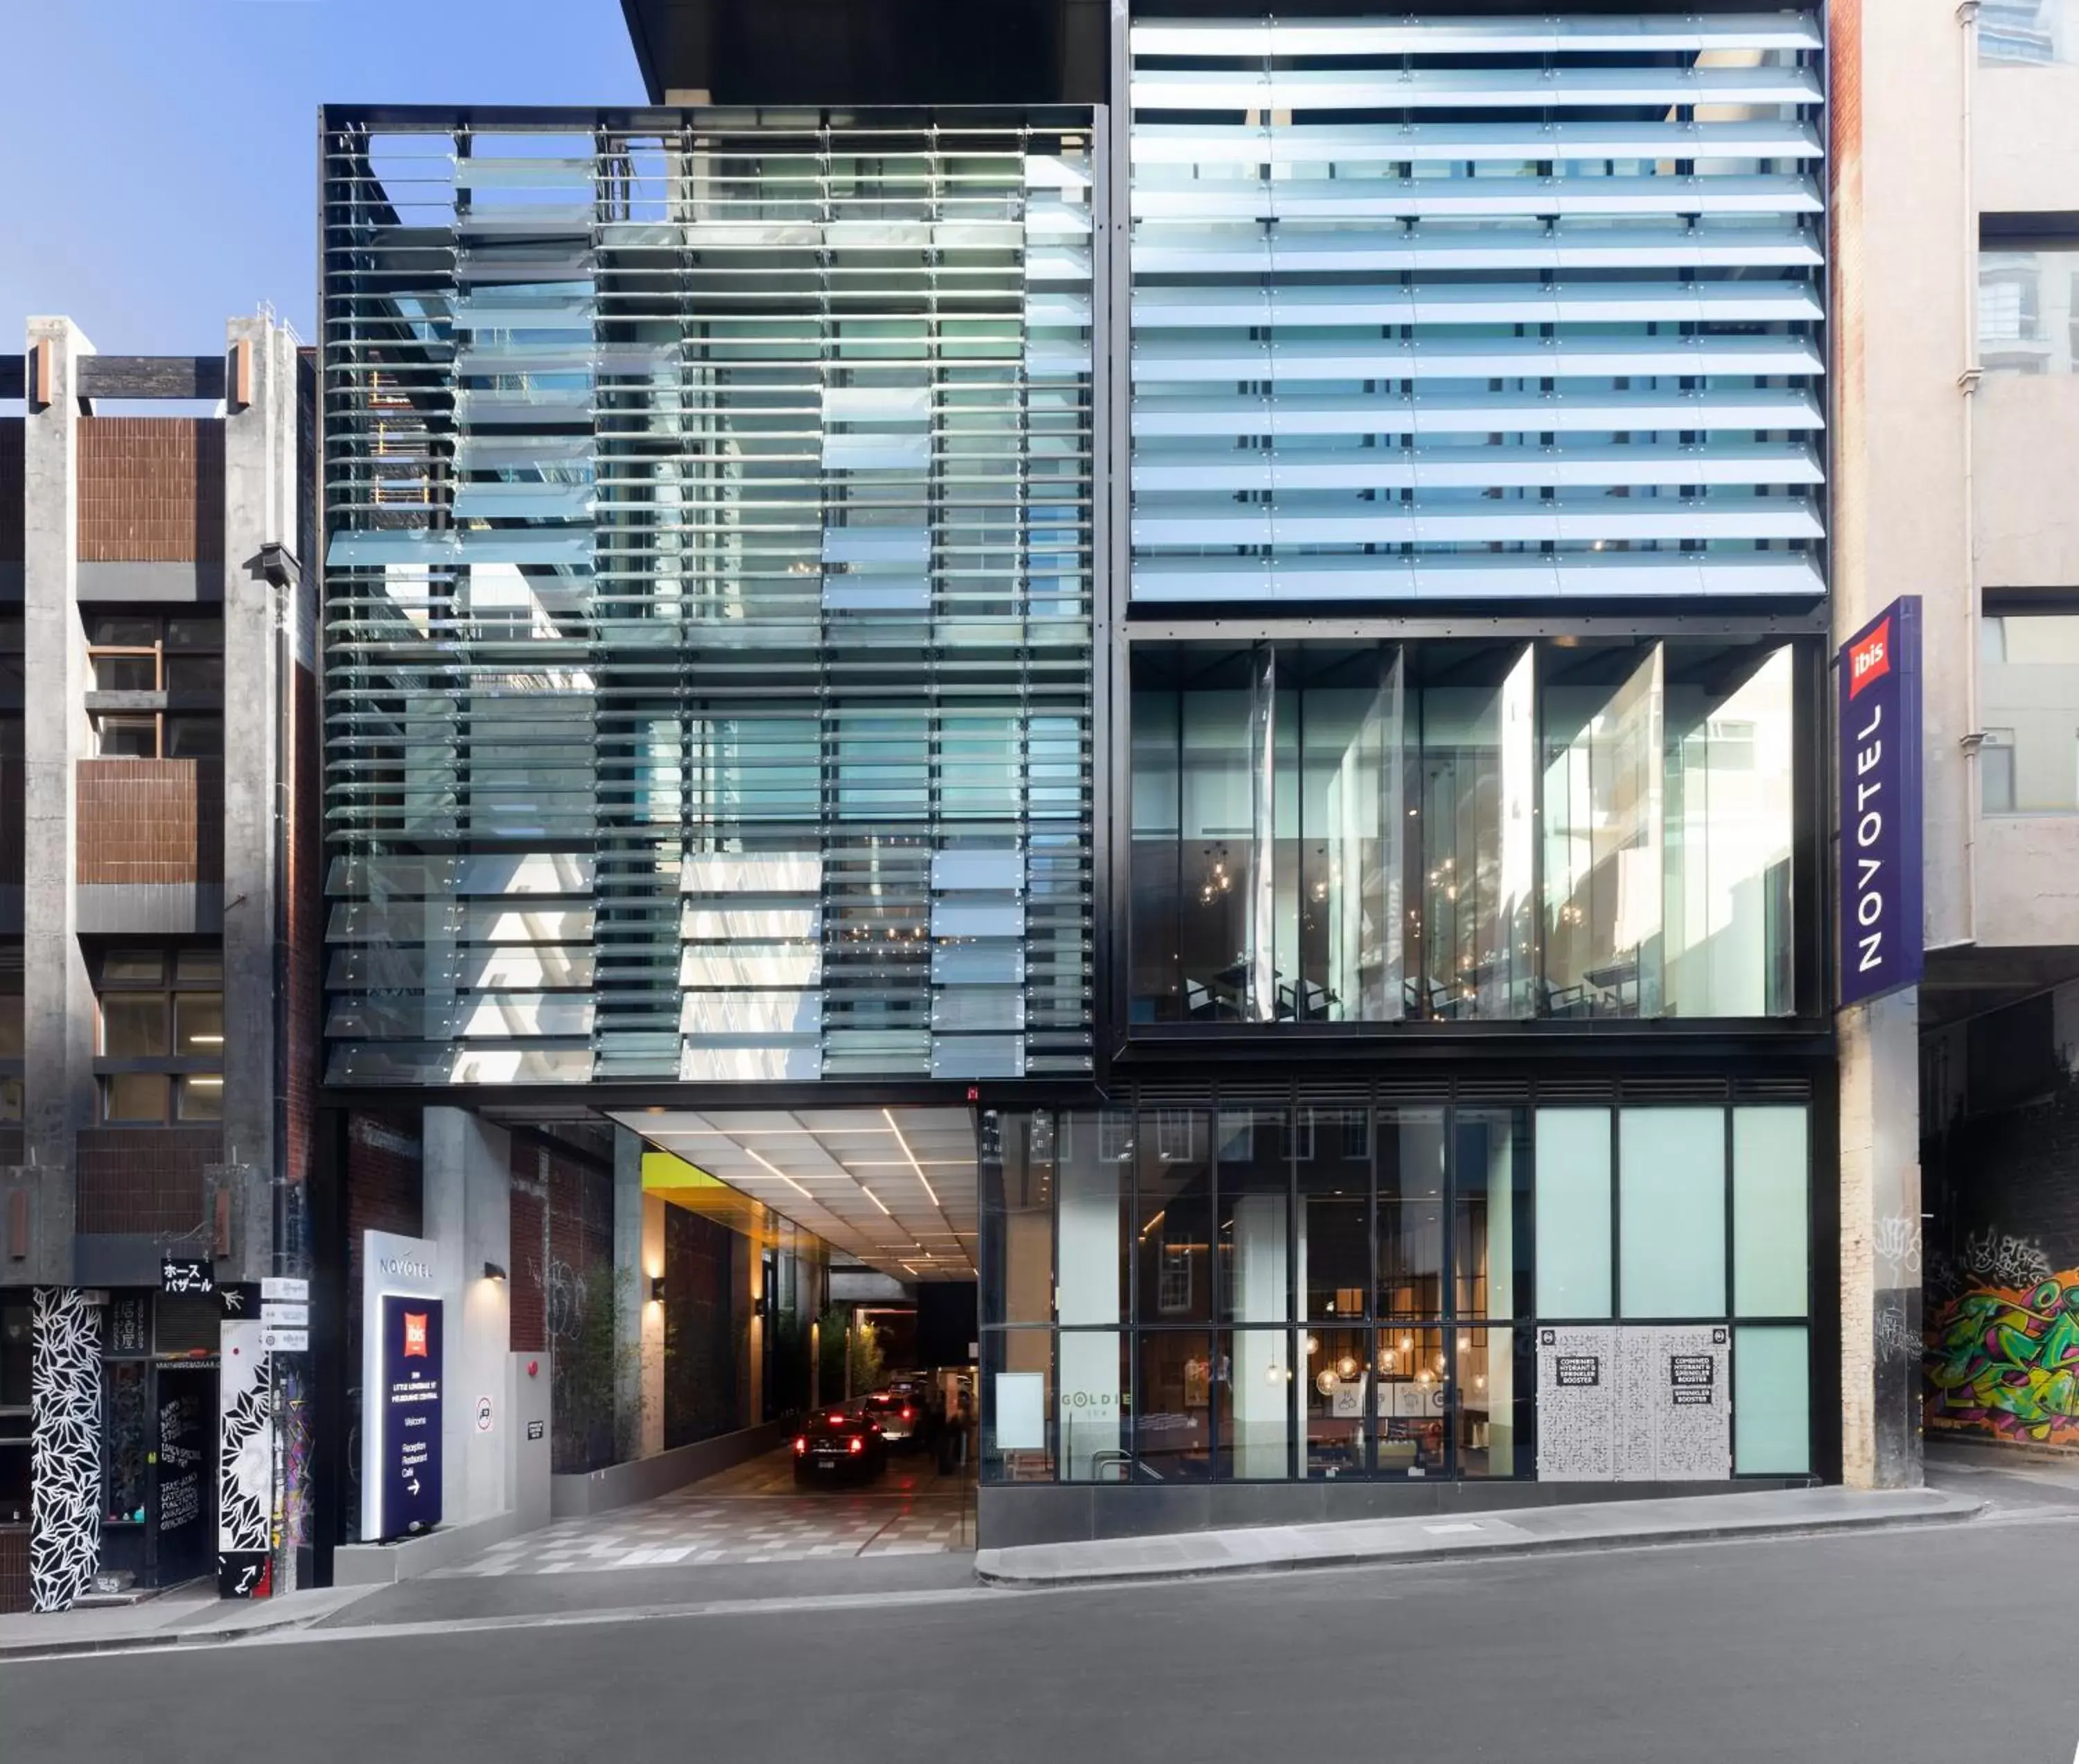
left=360, top=1230, right=445, bottom=1542
left=1838, top=597, right=1924, bottom=1009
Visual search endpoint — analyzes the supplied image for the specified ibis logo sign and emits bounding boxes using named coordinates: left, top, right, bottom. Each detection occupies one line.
left=1838, top=599, right=1924, bottom=1009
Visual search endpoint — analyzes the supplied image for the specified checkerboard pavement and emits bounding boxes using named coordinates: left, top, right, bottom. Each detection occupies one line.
left=439, top=1450, right=976, bottom=1576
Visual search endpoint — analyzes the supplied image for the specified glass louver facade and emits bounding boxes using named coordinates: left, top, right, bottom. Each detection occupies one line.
left=322, top=113, right=1098, bottom=1084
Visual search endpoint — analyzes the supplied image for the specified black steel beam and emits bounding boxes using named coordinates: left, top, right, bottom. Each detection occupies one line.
left=78, top=356, right=227, bottom=401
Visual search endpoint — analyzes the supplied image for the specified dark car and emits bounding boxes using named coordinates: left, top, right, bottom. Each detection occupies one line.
left=859, top=1390, right=924, bottom=1450
left=792, top=1408, right=888, bottom=1485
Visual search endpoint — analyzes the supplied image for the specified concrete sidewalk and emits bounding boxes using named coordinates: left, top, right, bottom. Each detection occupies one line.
left=974, top=1485, right=1985, bottom=1587
left=0, top=1584, right=378, bottom=1663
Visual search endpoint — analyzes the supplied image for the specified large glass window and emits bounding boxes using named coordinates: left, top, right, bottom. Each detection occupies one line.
left=1376, top=1106, right=1446, bottom=1318
left=1732, top=1107, right=1809, bottom=1316
left=1135, top=1113, right=1209, bottom=1324
left=1535, top=1109, right=1613, bottom=1318
left=1980, top=612, right=2079, bottom=813
left=1979, top=247, right=2079, bottom=373
left=1304, top=1325, right=1371, bottom=1479
left=1129, top=637, right=1800, bottom=1026
left=1060, top=1111, right=1130, bottom=1328
left=95, top=946, right=224, bottom=1126
left=1455, top=1109, right=1530, bottom=1322
left=1298, top=1109, right=1370, bottom=1323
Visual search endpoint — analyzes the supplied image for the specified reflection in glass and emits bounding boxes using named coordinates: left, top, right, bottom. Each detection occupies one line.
left=1542, top=644, right=1664, bottom=1017
left=1304, top=1325, right=1371, bottom=1479
left=1059, top=1111, right=1130, bottom=1328
left=1218, top=1108, right=1290, bottom=1325
left=1454, top=1109, right=1530, bottom=1322
left=983, top=1111, right=1055, bottom=1327
left=1377, top=1106, right=1446, bottom=1317
left=1663, top=644, right=1794, bottom=1017
left=1138, top=1331, right=1215, bottom=1480
left=1980, top=613, right=2079, bottom=811
left=1137, top=1112, right=1210, bottom=1323
left=1978, top=246, right=2079, bottom=373
left=1981, top=0, right=2079, bottom=64
left=1056, top=1331, right=1130, bottom=1483
left=1411, top=643, right=1535, bottom=1019
left=1299, top=1109, right=1370, bottom=1323
left=1454, top=1328, right=1533, bottom=1478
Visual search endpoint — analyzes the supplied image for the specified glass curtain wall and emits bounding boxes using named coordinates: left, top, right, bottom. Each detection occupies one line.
left=1130, top=640, right=1799, bottom=1023
left=981, top=1097, right=1813, bottom=1485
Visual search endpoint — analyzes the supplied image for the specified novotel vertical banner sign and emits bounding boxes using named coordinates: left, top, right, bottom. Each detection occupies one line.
left=1838, top=597, right=1924, bottom=1009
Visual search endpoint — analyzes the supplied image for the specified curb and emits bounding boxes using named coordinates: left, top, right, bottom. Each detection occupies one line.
left=0, top=1608, right=321, bottom=1664
left=973, top=1497, right=1987, bottom=1589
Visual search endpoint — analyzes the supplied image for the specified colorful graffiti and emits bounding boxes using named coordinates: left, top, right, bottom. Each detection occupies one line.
left=1927, top=1272, right=2079, bottom=1445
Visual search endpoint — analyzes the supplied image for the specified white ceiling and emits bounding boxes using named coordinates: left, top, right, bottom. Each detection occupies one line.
left=611, top=1106, right=979, bottom=1282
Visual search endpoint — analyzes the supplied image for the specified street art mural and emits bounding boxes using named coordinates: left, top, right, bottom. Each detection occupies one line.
left=1927, top=1271, right=2079, bottom=1445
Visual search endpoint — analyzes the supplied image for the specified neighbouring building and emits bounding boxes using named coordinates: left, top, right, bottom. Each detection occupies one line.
left=1828, top=0, right=2079, bottom=1458
left=308, top=0, right=1851, bottom=1564
left=0, top=316, right=317, bottom=1612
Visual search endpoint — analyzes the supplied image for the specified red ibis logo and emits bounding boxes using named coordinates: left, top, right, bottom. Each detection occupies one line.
left=1849, top=619, right=1891, bottom=699
left=402, top=1312, right=429, bottom=1358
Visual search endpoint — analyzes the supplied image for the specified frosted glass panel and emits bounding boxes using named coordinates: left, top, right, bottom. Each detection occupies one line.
left=1535, top=1109, right=1612, bottom=1318
left=1733, top=1106, right=1809, bottom=1316
left=1734, top=1325, right=1810, bottom=1474
left=1619, top=1109, right=1725, bottom=1317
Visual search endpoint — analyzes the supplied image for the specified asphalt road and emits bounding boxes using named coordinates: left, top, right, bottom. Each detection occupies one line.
left=9, top=1496, right=2079, bottom=1764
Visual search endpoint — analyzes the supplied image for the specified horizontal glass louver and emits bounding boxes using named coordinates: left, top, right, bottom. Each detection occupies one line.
left=322, top=113, right=1096, bottom=1086
left=1128, top=11, right=1828, bottom=604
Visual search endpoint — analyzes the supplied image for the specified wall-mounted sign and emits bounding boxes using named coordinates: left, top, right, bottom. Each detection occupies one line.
left=377, top=1294, right=443, bottom=1537
left=261, top=1277, right=310, bottom=1303
left=218, top=1284, right=260, bottom=1319
left=261, top=1302, right=308, bottom=1328
left=261, top=1327, right=308, bottom=1354
left=475, top=1395, right=494, bottom=1434
left=527, top=1420, right=545, bottom=1443
left=161, top=1258, right=215, bottom=1296
left=1838, top=597, right=1924, bottom=1009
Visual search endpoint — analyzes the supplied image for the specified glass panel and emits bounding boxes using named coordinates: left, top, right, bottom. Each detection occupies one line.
left=1298, top=1107, right=1369, bottom=1323
left=1304, top=1325, right=1371, bottom=1479
left=96, top=716, right=159, bottom=758
left=1663, top=644, right=1795, bottom=1017
left=101, top=995, right=168, bottom=1057
left=1734, top=1325, right=1810, bottom=1473
left=166, top=716, right=224, bottom=757
left=1137, top=1331, right=1215, bottom=1481
left=1374, top=1322, right=1448, bottom=1476
left=1979, top=613, right=2079, bottom=811
left=1137, top=1109, right=1211, bottom=1323
left=164, top=655, right=225, bottom=695
left=173, top=994, right=225, bottom=1057
left=1218, top=1107, right=1290, bottom=1325
left=981, top=1328, right=1055, bottom=1481
left=983, top=1112, right=1055, bottom=1328
left=177, top=1075, right=224, bottom=1121
left=1455, top=1107, right=1530, bottom=1321
left=90, top=617, right=158, bottom=647
left=0, top=992, right=19, bottom=1055
left=103, top=1361, right=150, bottom=1524
left=1058, top=1111, right=1131, bottom=1328
left=1376, top=1104, right=1446, bottom=1317
left=1218, top=1328, right=1295, bottom=1479
left=1620, top=1108, right=1728, bottom=1318
left=1541, top=642, right=1665, bottom=1017
left=1455, top=1326, right=1534, bottom=1479
left=1057, top=1331, right=1128, bottom=1482
left=1128, top=683, right=1182, bottom=1021
left=1733, top=1106, right=1809, bottom=1317
left=1179, top=677, right=1254, bottom=1023
left=1411, top=642, right=1535, bottom=1020
left=1981, top=0, right=2079, bottom=63
left=102, top=951, right=165, bottom=985
left=1536, top=1108, right=1613, bottom=1318
left=165, top=617, right=224, bottom=651
left=104, top=1073, right=169, bottom=1122
left=175, top=950, right=223, bottom=985
left=91, top=654, right=157, bottom=692
left=1978, top=247, right=2079, bottom=372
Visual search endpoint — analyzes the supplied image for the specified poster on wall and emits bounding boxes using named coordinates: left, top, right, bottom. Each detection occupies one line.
left=217, top=1321, right=274, bottom=1598
left=154, top=1362, right=215, bottom=1587
left=1837, top=596, right=1924, bottom=1009
left=1536, top=1327, right=1617, bottom=1481
left=1536, top=1327, right=1731, bottom=1482
left=360, top=1230, right=445, bottom=1543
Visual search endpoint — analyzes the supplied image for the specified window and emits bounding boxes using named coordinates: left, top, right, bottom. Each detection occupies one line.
left=1981, top=0, right=2079, bottom=64
left=95, top=946, right=223, bottom=1125
left=1980, top=613, right=2079, bottom=812
left=87, top=613, right=224, bottom=757
left=1979, top=247, right=2079, bottom=373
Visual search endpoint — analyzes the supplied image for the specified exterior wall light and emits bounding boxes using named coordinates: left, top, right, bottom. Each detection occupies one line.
left=650, top=1276, right=666, bottom=1304
left=483, top=1262, right=507, bottom=1282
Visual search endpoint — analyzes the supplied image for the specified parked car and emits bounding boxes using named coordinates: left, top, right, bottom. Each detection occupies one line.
left=792, top=1408, right=888, bottom=1485
left=858, top=1390, right=923, bottom=1450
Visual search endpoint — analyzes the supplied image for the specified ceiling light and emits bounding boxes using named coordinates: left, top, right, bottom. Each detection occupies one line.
left=883, top=1108, right=941, bottom=1207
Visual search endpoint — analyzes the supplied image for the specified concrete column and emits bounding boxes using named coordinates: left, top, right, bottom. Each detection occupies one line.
left=19, top=319, right=95, bottom=1287
left=1838, top=988, right=1924, bottom=1488
left=421, top=1107, right=512, bottom=1524
left=613, top=1125, right=663, bottom=1459
left=218, top=315, right=297, bottom=1282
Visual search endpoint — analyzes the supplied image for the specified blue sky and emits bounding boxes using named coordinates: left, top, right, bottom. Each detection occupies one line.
left=1, top=0, right=644, bottom=353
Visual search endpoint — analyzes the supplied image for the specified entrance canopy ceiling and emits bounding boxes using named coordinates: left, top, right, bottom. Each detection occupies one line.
left=612, top=1107, right=977, bottom=1282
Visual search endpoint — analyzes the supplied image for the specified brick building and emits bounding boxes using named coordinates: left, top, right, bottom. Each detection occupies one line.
left=0, top=317, right=315, bottom=1612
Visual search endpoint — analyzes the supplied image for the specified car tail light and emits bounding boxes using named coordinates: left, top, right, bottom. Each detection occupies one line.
left=902, top=1407, right=915, bottom=1422
left=793, top=1436, right=807, bottom=1455
left=829, top=1412, right=846, bottom=1425
left=848, top=1436, right=864, bottom=1456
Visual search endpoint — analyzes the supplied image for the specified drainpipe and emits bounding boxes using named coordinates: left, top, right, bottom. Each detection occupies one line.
left=1956, top=0, right=1983, bottom=949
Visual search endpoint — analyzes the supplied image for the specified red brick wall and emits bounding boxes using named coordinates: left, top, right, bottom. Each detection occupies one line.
left=509, top=1140, right=548, bottom=1355
left=76, top=759, right=223, bottom=885
left=76, top=416, right=224, bottom=563
left=0, top=420, right=21, bottom=563
left=345, top=1111, right=422, bottom=1287
left=74, top=1126, right=222, bottom=1234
